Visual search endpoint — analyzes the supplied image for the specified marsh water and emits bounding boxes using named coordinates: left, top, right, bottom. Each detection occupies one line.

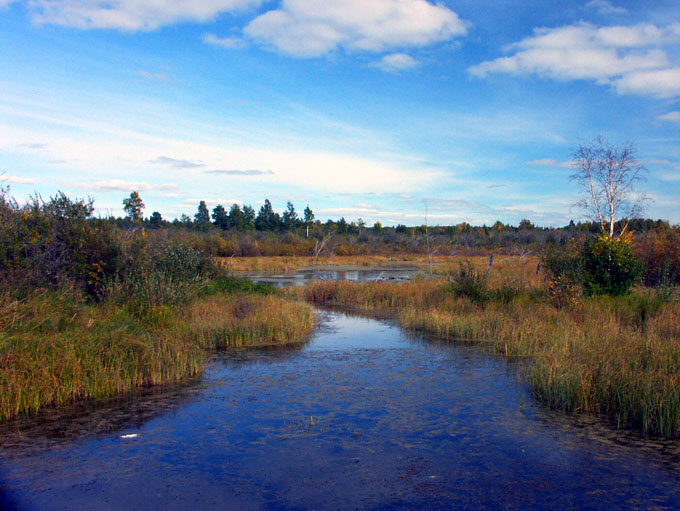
left=239, top=266, right=420, bottom=287
left=2, top=308, right=680, bottom=510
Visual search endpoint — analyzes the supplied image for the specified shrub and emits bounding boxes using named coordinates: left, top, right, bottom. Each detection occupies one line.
left=542, top=240, right=583, bottom=308
left=450, top=262, right=489, bottom=305
left=634, top=229, right=680, bottom=286
left=582, top=234, right=643, bottom=296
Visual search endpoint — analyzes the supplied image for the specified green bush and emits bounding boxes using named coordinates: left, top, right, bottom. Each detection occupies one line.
left=582, top=235, right=643, bottom=296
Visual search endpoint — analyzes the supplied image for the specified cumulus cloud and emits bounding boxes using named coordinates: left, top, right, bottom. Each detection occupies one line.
left=615, top=68, right=680, bottom=98
left=585, top=0, right=628, bottom=16
left=205, top=169, right=274, bottom=176
left=1, top=175, right=38, bottom=185
left=469, top=22, right=680, bottom=98
left=657, top=111, right=680, bottom=124
left=149, top=156, right=205, bottom=169
left=27, top=0, right=262, bottom=31
left=243, top=0, right=467, bottom=57
left=373, top=53, right=418, bottom=72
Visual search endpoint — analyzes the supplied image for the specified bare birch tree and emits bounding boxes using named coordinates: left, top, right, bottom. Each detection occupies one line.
left=571, top=137, right=647, bottom=238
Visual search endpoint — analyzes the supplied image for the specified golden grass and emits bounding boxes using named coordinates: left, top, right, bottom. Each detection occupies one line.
left=218, top=254, right=544, bottom=289
left=217, top=254, right=459, bottom=272
left=0, top=290, right=314, bottom=421
left=293, top=279, right=680, bottom=437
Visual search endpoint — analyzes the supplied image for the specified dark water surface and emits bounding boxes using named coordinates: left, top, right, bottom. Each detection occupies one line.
left=1, top=309, right=680, bottom=510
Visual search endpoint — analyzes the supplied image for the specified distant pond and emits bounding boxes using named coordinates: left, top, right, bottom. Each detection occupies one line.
left=237, top=266, right=422, bottom=287
left=2, top=307, right=680, bottom=510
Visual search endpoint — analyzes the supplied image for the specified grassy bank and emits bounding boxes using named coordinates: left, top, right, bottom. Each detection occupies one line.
left=290, top=279, right=680, bottom=438
left=0, top=283, right=314, bottom=422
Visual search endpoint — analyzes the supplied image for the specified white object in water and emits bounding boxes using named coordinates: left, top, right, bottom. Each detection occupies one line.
left=120, top=433, right=138, bottom=439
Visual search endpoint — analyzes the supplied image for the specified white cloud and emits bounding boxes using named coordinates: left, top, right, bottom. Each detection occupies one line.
left=373, top=53, right=418, bottom=72
left=527, top=158, right=575, bottom=168
left=615, top=68, right=680, bottom=98
left=586, top=0, right=628, bottom=16
left=243, top=0, right=467, bottom=57
left=469, top=22, right=680, bottom=98
left=203, top=33, right=245, bottom=49
left=27, top=0, right=262, bottom=31
left=0, top=102, right=440, bottom=194
left=657, top=111, right=680, bottom=124
left=77, top=179, right=178, bottom=192
left=1, top=175, right=38, bottom=185
left=149, top=156, right=205, bottom=168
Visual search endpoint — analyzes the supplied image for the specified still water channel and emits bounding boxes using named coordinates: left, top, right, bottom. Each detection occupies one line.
left=2, top=307, right=680, bottom=509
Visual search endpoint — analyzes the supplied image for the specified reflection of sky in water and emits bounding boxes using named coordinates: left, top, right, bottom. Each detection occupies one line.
left=1, top=310, right=680, bottom=511
left=242, top=268, right=418, bottom=287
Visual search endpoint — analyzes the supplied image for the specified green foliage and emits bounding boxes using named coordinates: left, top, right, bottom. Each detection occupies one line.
left=255, top=199, right=282, bottom=231
left=0, top=190, right=122, bottom=299
left=582, top=235, right=643, bottom=296
left=149, top=211, right=163, bottom=228
left=122, top=191, right=144, bottom=221
left=212, top=204, right=229, bottom=230
left=303, top=205, right=314, bottom=224
left=282, top=201, right=299, bottom=230
left=119, top=240, right=210, bottom=313
left=194, top=200, right=211, bottom=230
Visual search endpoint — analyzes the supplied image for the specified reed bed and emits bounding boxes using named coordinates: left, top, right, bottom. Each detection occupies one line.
left=0, top=289, right=314, bottom=421
left=294, top=279, right=680, bottom=438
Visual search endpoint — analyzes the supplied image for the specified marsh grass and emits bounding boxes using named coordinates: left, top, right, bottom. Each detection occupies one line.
left=218, top=254, right=469, bottom=272
left=294, top=279, right=680, bottom=438
left=0, top=286, right=314, bottom=422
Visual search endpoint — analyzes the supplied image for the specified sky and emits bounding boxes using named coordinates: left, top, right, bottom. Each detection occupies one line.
left=0, top=0, right=678, bottom=227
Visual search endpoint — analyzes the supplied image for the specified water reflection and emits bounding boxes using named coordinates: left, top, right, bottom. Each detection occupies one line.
left=1, top=309, right=679, bottom=511
left=239, top=267, right=419, bottom=287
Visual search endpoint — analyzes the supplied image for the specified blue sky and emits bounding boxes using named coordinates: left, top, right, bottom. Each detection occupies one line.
left=0, top=0, right=678, bottom=226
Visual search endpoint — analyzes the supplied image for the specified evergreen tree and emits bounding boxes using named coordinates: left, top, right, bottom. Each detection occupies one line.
left=194, top=201, right=210, bottom=230
left=282, top=201, right=299, bottom=230
left=228, top=204, right=243, bottom=230
left=212, top=204, right=229, bottom=230
left=242, top=205, right=256, bottom=230
left=149, top=211, right=163, bottom=228
left=255, top=199, right=281, bottom=231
